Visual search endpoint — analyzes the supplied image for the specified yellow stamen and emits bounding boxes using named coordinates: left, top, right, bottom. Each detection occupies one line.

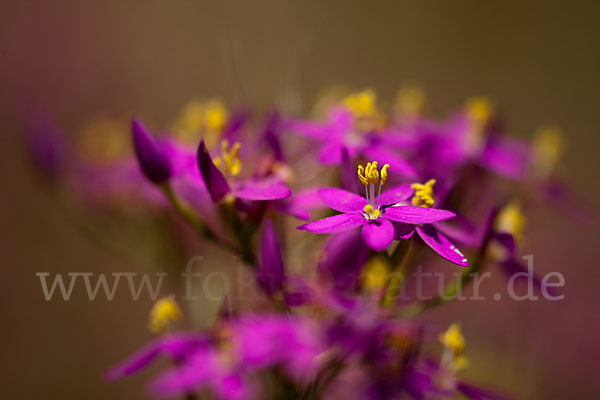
left=357, top=161, right=389, bottom=186
left=361, top=257, right=391, bottom=292
left=342, top=89, right=377, bottom=118
left=532, top=125, right=564, bottom=177
left=380, top=164, right=390, bottom=186
left=148, top=296, right=182, bottom=334
left=411, top=179, right=436, bottom=207
left=440, top=322, right=469, bottom=371
left=495, top=201, right=526, bottom=244
left=204, top=99, right=228, bottom=133
left=364, top=204, right=374, bottom=214
left=465, top=96, right=493, bottom=128
left=217, top=140, right=242, bottom=177
left=171, top=98, right=229, bottom=146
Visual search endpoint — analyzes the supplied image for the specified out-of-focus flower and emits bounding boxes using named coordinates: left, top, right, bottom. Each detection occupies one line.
left=257, top=217, right=285, bottom=296
left=286, top=92, right=418, bottom=178
left=197, top=138, right=291, bottom=203
left=25, top=116, right=68, bottom=181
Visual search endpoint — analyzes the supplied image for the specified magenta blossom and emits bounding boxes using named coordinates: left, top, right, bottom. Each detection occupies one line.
left=197, top=138, right=291, bottom=203
left=298, top=162, right=467, bottom=266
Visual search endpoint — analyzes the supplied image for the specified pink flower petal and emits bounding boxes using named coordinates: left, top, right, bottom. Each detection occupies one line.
left=318, top=187, right=367, bottom=213
left=298, top=213, right=365, bottom=234
left=232, top=179, right=291, bottom=201
left=416, top=225, right=469, bottom=266
left=378, top=184, right=414, bottom=206
left=384, top=206, right=455, bottom=224
left=361, top=218, right=395, bottom=251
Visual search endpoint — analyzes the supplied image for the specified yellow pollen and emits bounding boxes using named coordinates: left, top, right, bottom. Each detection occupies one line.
left=466, top=96, right=494, bottom=128
left=380, top=164, right=390, bottom=186
left=440, top=323, right=469, bottom=371
left=215, top=140, right=242, bottom=176
left=361, top=257, right=390, bottom=292
left=532, top=125, right=564, bottom=176
left=496, top=201, right=526, bottom=243
left=148, top=296, right=182, bottom=334
left=364, top=204, right=374, bottom=214
left=372, top=209, right=380, bottom=218
left=171, top=98, right=229, bottom=146
left=411, top=179, right=436, bottom=207
left=342, top=89, right=377, bottom=118
left=357, top=161, right=389, bottom=186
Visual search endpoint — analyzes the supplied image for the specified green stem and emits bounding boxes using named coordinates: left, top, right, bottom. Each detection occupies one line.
left=400, top=227, right=496, bottom=318
left=161, top=183, right=239, bottom=254
left=381, top=240, right=414, bottom=308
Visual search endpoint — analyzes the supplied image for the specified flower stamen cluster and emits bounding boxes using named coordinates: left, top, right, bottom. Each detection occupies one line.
left=411, top=179, right=436, bottom=208
left=214, top=140, right=242, bottom=177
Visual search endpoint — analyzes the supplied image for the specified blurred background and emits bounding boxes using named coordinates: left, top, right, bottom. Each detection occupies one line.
left=1, top=1, right=599, bottom=398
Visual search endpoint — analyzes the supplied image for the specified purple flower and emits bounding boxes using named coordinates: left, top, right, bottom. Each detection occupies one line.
left=298, top=162, right=466, bottom=266
left=256, top=217, right=285, bottom=296
left=131, top=118, right=172, bottom=184
left=197, top=139, right=291, bottom=203
left=286, top=107, right=418, bottom=178
left=25, top=115, right=68, bottom=180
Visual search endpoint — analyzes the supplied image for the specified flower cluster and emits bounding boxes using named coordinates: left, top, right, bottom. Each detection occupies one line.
left=26, top=88, right=579, bottom=399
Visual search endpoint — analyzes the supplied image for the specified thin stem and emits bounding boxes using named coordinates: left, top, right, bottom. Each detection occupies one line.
left=161, top=183, right=239, bottom=253
left=381, top=240, right=414, bottom=308
left=399, top=225, right=496, bottom=318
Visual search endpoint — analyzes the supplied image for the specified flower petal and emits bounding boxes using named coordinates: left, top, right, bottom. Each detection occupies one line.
left=416, top=225, right=469, bottom=266
left=257, top=218, right=285, bottom=296
left=378, top=184, right=414, bottom=206
left=197, top=139, right=230, bottom=202
left=232, top=179, right=291, bottom=201
left=384, top=206, right=455, bottom=224
left=361, top=218, right=395, bottom=251
left=298, top=213, right=365, bottom=234
left=318, top=142, right=344, bottom=164
left=318, top=187, right=367, bottom=213
left=132, top=118, right=172, bottom=184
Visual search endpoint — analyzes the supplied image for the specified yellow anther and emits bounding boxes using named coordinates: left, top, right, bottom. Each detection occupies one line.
left=343, top=89, right=377, bottom=117
left=440, top=323, right=465, bottom=355
left=217, top=140, right=242, bottom=177
left=380, top=164, right=390, bottom=186
left=364, top=204, right=374, bottom=214
left=357, top=165, right=368, bottom=186
left=411, top=179, right=436, bottom=207
left=372, top=209, right=380, bottom=218
left=496, top=201, right=526, bottom=243
left=204, top=99, right=228, bottom=133
left=361, top=257, right=391, bottom=292
left=148, top=296, right=182, bottom=334
left=440, top=323, right=469, bottom=371
left=532, top=125, right=564, bottom=177
left=172, top=98, right=229, bottom=146
left=395, top=85, right=426, bottom=116
left=465, top=96, right=494, bottom=128
left=358, top=161, right=391, bottom=187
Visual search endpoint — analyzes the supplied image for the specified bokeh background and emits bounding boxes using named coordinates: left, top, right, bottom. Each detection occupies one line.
left=1, top=1, right=599, bottom=398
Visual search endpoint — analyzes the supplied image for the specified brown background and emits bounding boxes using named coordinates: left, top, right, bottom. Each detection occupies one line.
left=1, top=1, right=599, bottom=399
